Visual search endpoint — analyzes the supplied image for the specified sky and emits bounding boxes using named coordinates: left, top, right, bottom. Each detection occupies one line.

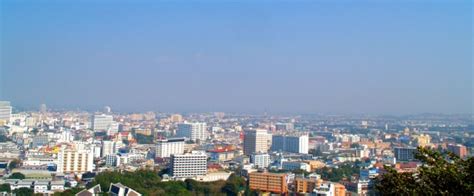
left=0, top=0, right=472, bottom=114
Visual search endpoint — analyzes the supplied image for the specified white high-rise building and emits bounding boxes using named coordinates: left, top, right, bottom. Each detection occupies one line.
left=155, top=138, right=185, bottom=158
left=91, top=114, right=118, bottom=134
left=271, top=134, right=309, bottom=154
left=57, top=146, right=94, bottom=173
left=176, top=122, right=207, bottom=141
left=170, top=151, right=207, bottom=178
left=243, top=129, right=272, bottom=155
left=250, top=153, right=271, bottom=169
left=0, top=101, right=12, bottom=123
left=101, top=141, right=117, bottom=157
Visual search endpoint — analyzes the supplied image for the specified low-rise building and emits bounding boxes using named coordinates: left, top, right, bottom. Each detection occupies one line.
left=295, top=177, right=323, bottom=194
left=248, top=172, right=288, bottom=194
left=282, top=161, right=311, bottom=172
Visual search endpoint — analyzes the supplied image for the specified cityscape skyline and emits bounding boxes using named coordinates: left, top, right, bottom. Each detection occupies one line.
left=1, top=0, right=472, bottom=114
left=0, top=1, right=472, bottom=195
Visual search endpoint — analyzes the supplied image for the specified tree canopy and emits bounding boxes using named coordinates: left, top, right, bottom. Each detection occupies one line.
left=376, top=147, right=474, bottom=195
left=12, top=187, right=33, bottom=196
left=0, top=183, right=11, bottom=193
left=8, top=172, right=25, bottom=180
left=316, top=163, right=360, bottom=182
left=87, top=169, right=245, bottom=196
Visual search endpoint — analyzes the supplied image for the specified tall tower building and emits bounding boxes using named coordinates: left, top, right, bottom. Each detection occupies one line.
left=176, top=122, right=207, bottom=141
left=271, top=134, right=309, bottom=154
left=244, top=129, right=272, bottom=155
left=57, top=146, right=94, bottom=173
left=0, top=101, right=12, bottom=123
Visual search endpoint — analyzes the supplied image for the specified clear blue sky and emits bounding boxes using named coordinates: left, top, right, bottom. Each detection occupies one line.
left=0, top=0, right=472, bottom=114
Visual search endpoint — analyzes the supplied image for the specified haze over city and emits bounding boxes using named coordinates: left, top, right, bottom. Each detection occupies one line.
left=0, top=1, right=473, bottom=196
left=1, top=0, right=472, bottom=114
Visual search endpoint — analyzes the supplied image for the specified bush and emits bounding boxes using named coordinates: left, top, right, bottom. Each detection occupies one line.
left=376, top=147, right=474, bottom=195
left=8, top=172, right=25, bottom=180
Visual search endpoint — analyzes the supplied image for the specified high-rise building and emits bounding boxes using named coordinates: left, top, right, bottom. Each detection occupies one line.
left=155, top=138, right=185, bottom=158
left=394, top=147, right=417, bottom=162
left=243, top=129, right=272, bottom=155
left=91, top=114, right=118, bottom=134
left=176, top=122, right=207, bottom=141
left=101, top=141, right=117, bottom=157
left=248, top=172, right=288, bottom=194
left=250, top=153, right=271, bottom=169
left=57, top=147, right=94, bottom=173
left=271, top=134, right=309, bottom=154
left=447, top=144, right=468, bottom=158
left=0, top=101, right=12, bottom=123
left=170, top=151, right=207, bottom=178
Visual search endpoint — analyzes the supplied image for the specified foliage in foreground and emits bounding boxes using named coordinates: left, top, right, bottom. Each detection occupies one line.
left=87, top=169, right=246, bottom=196
left=376, top=147, right=474, bottom=195
left=8, top=172, right=25, bottom=179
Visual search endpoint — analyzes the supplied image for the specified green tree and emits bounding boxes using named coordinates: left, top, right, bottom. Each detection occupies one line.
left=376, top=147, right=474, bottom=195
left=222, top=174, right=245, bottom=196
left=8, top=159, right=20, bottom=170
left=53, top=187, right=83, bottom=196
left=88, top=169, right=244, bottom=195
left=316, top=163, right=359, bottom=182
left=0, top=183, right=11, bottom=193
left=8, top=172, right=26, bottom=179
left=12, top=187, right=33, bottom=196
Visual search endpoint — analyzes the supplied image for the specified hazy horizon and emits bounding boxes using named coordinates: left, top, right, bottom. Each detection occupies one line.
left=1, top=0, right=472, bottom=114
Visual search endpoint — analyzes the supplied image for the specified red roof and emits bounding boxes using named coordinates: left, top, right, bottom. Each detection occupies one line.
left=398, top=162, right=418, bottom=169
